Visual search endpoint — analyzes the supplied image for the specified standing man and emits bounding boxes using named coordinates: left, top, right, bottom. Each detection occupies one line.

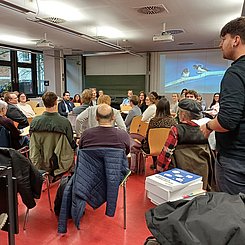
left=200, top=17, right=245, bottom=194
left=58, top=91, right=75, bottom=118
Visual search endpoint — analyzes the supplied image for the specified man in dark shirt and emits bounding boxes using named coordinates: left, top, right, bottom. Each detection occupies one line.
left=4, top=92, right=29, bottom=129
left=79, top=104, right=130, bottom=155
left=200, top=17, right=245, bottom=194
left=58, top=91, right=75, bottom=118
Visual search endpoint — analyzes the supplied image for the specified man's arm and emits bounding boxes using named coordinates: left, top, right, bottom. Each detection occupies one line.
left=114, top=110, right=126, bottom=131
left=75, top=108, right=89, bottom=137
left=157, top=126, right=178, bottom=171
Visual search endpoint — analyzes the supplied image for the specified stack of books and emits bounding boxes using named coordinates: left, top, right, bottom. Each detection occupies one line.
left=145, top=168, right=205, bottom=205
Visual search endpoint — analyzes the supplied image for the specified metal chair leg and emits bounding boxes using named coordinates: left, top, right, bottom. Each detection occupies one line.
left=44, top=173, right=52, bottom=211
left=23, top=208, right=29, bottom=230
left=123, top=182, right=126, bottom=229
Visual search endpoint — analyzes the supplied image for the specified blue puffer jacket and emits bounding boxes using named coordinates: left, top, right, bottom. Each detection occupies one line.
left=58, top=148, right=128, bottom=233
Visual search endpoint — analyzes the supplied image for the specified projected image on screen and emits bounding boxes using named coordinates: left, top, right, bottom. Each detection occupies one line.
left=160, top=50, right=230, bottom=94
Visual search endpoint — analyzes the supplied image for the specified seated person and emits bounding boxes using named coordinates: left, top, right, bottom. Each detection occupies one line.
left=124, top=95, right=142, bottom=132
left=142, top=98, right=177, bottom=169
left=157, top=99, right=215, bottom=190
left=79, top=104, right=130, bottom=155
left=4, top=92, right=29, bottom=129
left=58, top=91, right=75, bottom=118
left=0, top=100, right=29, bottom=149
left=73, top=89, right=92, bottom=115
left=75, top=94, right=126, bottom=138
left=30, top=91, right=76, bottom=150
left=141, top=93, right=157, bottom=122
left=121, top=90, right=133, bottom=106
left=17, top=92, right=35, bottom=118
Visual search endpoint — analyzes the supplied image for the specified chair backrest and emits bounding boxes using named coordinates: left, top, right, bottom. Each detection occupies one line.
left=138, top=121, right=149, bottom=138
left=129, top=115, right=142, bottom=134
left=26, top=101, right=38, bottom=110
left=148, top=128, right=170, bottom=156
left=120, top=105, right=132, bottom=113
left=33, top=107, right=46, bottom=116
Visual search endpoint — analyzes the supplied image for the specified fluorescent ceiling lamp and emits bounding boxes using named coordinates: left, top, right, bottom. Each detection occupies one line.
left=95, top=26, right=125, bottom=39
left=38, top=1, right=83, bottom=21
left=0, top=35, right=34, bottom=45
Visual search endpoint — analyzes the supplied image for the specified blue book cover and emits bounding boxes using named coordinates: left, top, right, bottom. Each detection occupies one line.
left=146, top=168, right=202, bottom=191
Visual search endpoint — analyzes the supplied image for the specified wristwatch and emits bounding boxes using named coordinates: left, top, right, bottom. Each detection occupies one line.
left=205, top=122, right=213, bottom=131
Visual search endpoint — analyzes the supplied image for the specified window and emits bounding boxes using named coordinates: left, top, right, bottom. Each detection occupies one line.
left=0, top=48, right=10, bottom=61
left=17, top=51, right=31, bottom=63
left=0, top=66, right=11, bottom=92
left=18, top=67, right=33, bottom=94
left=36, top=53, right=45, bottom=94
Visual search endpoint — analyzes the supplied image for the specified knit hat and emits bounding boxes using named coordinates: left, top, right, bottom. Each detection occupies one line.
left=178, top=99, right=202, bottom=114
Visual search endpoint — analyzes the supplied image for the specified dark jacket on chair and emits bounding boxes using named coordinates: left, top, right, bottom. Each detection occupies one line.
left=58, top=148, right=128, bottom=233
left=0, top=148, right=43, bottom=209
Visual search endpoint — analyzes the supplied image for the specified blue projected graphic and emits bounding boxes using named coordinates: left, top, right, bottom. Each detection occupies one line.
left=160, top=50, right=230, bottom=94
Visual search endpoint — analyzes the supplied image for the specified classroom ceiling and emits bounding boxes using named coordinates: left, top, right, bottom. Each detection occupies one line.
left=0, top=0, right=244, bottom=56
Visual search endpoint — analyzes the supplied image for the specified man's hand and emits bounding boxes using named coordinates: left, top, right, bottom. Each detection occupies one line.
left=200, top=123, right=212, bottom=138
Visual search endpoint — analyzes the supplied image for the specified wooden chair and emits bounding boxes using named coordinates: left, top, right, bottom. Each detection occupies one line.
left=142, top=128, right=171, bottom=172
left=129, top=116, right=142, bottom=134
left=33, top=107, right=45, bottom=116
left=120, top=105, right=132, bottom=113
left=138, top=121, right=149, bottom=138
left=26, top=101, right=38, bottom=110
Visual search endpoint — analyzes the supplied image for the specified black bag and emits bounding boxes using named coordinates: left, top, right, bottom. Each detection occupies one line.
left=54, top=175, right=72, bottom=216
left=146, top=192, right=245, bottom=245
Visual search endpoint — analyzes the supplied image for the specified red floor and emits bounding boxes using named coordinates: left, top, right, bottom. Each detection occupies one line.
left=1, top=161, right=156, bottom=245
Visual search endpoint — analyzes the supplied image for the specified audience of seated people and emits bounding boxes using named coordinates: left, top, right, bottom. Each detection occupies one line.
left=73, top=89, right=92, bottom=115
left=79, top=103, right=130, bottom=155
left=0, top=100, right=29, bottom=149
left=4, top=91, right=29, bottom=129
left=142, top=98, right=177, bottom=169
left=58, top=91, right=75, bottom=118
left=138, top=91, right=147, bottom=113
left=141, top=92, right=158, bottom=122
left=75, top=94, right=126, bottom=138
left=17, top=92, right=35, bottom=118
left=124, top=95, right=142, bottom=132
left=156, top=98, right=215, bottom=190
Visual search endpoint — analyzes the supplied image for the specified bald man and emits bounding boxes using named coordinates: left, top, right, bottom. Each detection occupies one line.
left=79, top=104, right=130, bottom=155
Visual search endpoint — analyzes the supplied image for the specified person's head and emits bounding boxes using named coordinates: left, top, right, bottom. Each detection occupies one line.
left=4, top=92, right=18, bottom=104
left=130, top=95, right=138, bottom=106
left=145, top=93, right=158, bottom=106
left=196, top=94, right=202, bottom=102
left=138, top=91, right=146, bottom=103
left=211, top=93, right=220, bottom=105
left=96, top=104, right=114, bottom=125
left=180, top=88, right=187, bottom=96
left=91, top=88, right=97, bottom=99
left=18, top=92, right=27, bottom=103
left=185, top=90, right=198, bottom=100
left=155, top=98, right=171, bottom=117
left=81, top=89, right=92, bottom=104
left=97, top=95, right=111, bottom=105
left=178, top=99, right=202, bottom=121
left=127, top=90, right=133, bottom=98
left=63, top=91, right=70, bottom=101
left=150, top=91, right=159, bottom=101
left=98, top=90, right=104, bottom=96
left=219, top=17, right=245, bottom=60
left=42, top=91, right=58, bottom=108
left=73, top=94, right=81, bottom=103
left=0, top=100, right=8, bottom=116
left=172, top=93, right=179, bottom=103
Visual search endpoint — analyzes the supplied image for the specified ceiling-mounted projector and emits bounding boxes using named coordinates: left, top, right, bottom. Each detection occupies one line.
left=36, top=41, right=55, bottom=49
left=153, top=32, right=174, bottom=42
